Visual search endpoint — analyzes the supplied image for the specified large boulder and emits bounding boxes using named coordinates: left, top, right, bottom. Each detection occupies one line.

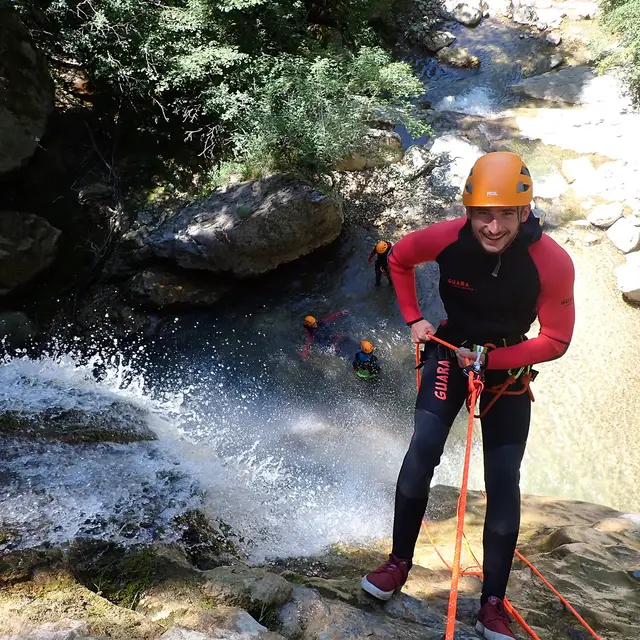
left=587, top=203, right=623, bottom=229
left=146, top=176, right=344, bottom=277
left=442, top=0, right=485, bottom=26
left=0, top=7, right=54, bottom=175
left=607, top=217, right=640, bottom=254
left=437, top=47, right=481, bottom=69
left=0, top=211, right=61, bottom=295
left=418, top=30, right=457, bottom=53
left=511, top=66, right=632, bottom=111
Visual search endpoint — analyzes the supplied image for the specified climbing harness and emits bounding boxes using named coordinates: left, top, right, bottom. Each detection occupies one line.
left=414, top=338, right=603, bottom=640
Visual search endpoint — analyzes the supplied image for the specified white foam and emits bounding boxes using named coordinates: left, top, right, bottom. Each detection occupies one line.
left=434, top=87, right=497, bottom=116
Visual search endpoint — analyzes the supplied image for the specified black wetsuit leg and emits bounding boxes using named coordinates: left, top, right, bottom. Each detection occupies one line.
left=375, top=264, right=383, bottom=286
left=392, top=344, right=467, bottom=559
left=479, top=379, right=531, bottom=604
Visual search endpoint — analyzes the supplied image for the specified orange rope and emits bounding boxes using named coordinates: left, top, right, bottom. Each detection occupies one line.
left=444, top=370, right=481, bottom=640
left=513, top=549, right=601, bottom=640
left=421, top=519, right=541, bottom=640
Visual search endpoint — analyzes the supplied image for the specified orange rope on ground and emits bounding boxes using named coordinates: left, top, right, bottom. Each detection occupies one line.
left=421, top=518, right=541, bottom=640
left=513, top=549, right=602, bottom=640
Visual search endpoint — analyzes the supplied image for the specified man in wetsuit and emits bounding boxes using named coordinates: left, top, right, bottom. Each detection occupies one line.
left=368, top=240, right=393, bottom=286
left=301, top=311, right=348, bottom=359
left=360, top=152, right=576, bottom=640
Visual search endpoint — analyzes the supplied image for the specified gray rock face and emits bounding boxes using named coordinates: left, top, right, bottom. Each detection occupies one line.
left=146, top=176, right=344, bottom=277
left=587, top=203, right=623, bottom=229
left=333, top=129, right=403, bottom=171
left=443, top=0, right=485, bottom=26
left=125, top=268, right=228, bottom=308
left=278, top=586, right=478, bottom=640
left=0, top=8, right=54, bottom=174
left=0, top=311, right=37, bottom=347
left=607, top=217, right=640, bottom=254
left=0, top=211, right=61, bottom=295
left=511, top=66, right=633, bottom=110
left=203, top=565, right=293, bottom=610
left=419, top=30, right=457, bottom=53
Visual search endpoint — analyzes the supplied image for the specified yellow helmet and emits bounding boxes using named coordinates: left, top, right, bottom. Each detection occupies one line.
left=360, top=340, right=374, bottom=354
left=462, top=152, right=533, bottom=208
left=376, top=241, right=389, bottom=254
left=303, top=315, right=317, bottom=328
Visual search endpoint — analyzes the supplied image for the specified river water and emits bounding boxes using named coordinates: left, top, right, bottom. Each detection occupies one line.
left=2, top=18, right=639, bottom=562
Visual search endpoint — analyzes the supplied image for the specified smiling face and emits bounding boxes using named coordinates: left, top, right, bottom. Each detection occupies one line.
left=468, top=205, right=531, bottom=254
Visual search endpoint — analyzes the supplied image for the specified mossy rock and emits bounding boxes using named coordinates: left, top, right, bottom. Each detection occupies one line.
left=173, top=510, right=241, bottom=569
left=67, top=541, right=159, bottom=609
left=0, top=403, right=156, bottom=444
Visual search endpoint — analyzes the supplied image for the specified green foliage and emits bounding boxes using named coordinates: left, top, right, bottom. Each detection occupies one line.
left=233, top=47, right=425, bottom=174
left=14, top=0, right=424, bottom=180
left=599, top=0, right=640, bottom=103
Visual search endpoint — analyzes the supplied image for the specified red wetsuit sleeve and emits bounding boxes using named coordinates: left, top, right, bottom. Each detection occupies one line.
left=367, top=248, right=376, bottom=263
left=389, top=218, right=465, bottom=324
left=487, top=235, right=575, bottom=370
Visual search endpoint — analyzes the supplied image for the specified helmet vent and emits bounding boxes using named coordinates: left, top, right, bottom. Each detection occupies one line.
left=465, top=182, right=473, bottom=194
left=520, top=166, right=531, bottom=177
left=516, top=181, right=531, bottom=193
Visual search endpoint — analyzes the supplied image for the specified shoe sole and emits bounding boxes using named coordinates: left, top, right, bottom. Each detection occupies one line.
left=475, top=620, right=516, bottom=640
left=360, top=576, right=395, bottom=601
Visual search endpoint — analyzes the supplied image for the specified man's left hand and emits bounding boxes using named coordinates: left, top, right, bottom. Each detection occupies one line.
left=455, top=348, right=485, bottom=370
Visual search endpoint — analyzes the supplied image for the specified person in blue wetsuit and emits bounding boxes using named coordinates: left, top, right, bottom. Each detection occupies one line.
left=352, top=340, right=381, bottom=380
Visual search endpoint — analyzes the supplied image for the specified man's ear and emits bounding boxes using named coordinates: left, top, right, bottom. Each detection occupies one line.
left=466, top=207, right=473, bottom=219
left=519, top=204, right=531, bottom=222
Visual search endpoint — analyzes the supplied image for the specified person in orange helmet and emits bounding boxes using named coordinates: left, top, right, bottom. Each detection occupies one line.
left=352, top=340, right=381, bottom=380
left=360, top=152, right=576, bottom=640
left=367, top=240, right=393, bottom=286
left=301, top=311, right=348, bottom=359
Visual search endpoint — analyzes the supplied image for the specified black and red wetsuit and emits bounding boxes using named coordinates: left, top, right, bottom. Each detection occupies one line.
left=387, top=215, right=575, bottom=605
left=368, top=242, right=393, bottom=286
left=301, top=311, right=348, bottom=359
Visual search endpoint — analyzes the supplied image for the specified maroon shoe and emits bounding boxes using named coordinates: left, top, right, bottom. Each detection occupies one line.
left=476, top=596, right=516, bottom=639
left=360, top=554, right=411, bottom=600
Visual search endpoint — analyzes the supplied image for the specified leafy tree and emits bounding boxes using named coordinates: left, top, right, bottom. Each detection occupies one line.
left=13, top=0, right=425, bottom=178
left=599, top=0, right=640, bottom=103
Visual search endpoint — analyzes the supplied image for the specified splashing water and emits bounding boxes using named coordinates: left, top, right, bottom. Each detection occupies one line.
left=435, top=87, right=497, bottom=116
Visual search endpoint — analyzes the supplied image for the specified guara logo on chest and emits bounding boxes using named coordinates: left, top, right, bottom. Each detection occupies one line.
left=447, top=278, right=474, bottom=291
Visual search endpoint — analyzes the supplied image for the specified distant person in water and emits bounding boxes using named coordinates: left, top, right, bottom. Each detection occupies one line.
left=368, top=240, right=393, bottom=286
left=301, top=311, right=348, bottom=359
left=352, top=340, right=381, bottom=380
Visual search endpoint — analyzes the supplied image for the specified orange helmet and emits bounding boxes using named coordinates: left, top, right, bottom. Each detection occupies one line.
left=462, top=152, right=533, bottom=207
left=375, top=241, right=389, bottom=254
left=303, top=315, right=317, bottom=328
left=360, top=340, right=374, bottom=354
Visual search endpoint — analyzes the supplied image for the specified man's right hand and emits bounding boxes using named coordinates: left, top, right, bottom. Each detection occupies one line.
left=410, top=319, right=436, bottom=344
